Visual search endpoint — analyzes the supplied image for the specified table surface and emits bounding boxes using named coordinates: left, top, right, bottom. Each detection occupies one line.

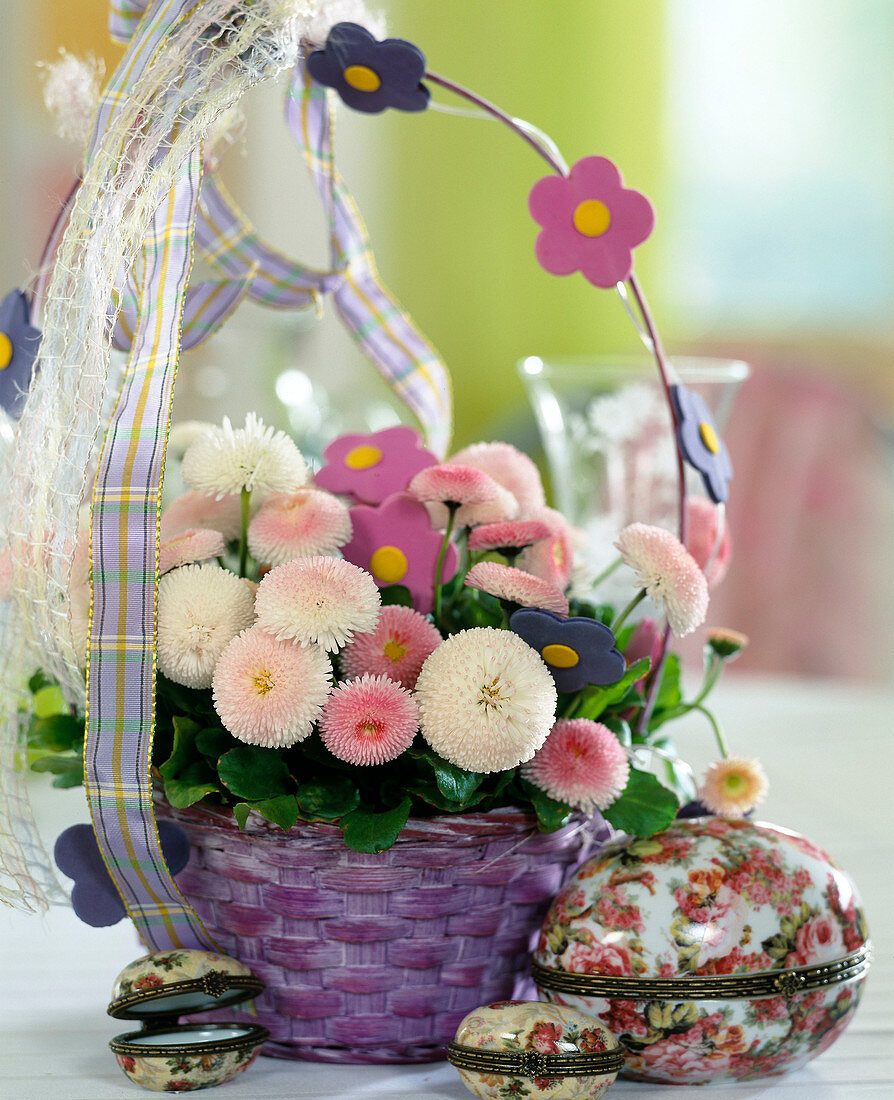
left=2, top=672, right=892, bottom=1099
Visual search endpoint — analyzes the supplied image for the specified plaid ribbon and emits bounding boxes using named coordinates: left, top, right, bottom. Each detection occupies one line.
left=109, top=1, right=152, bottom=45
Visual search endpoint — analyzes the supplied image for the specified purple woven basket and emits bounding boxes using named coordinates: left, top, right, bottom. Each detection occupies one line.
left=160, top=799, right=595, bottom=1064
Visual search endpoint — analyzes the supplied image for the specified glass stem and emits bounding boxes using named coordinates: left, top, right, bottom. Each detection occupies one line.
left=239, top=488, right=251, bottom=578
left=433, top=505, right=457, bottom=625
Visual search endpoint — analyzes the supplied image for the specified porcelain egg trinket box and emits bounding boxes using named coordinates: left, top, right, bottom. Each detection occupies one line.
left=533, top=818, right=870, bottom=1085
left=448, top=999, right=624, bottom=1099
left=107, top=949, right=269, bottom=1092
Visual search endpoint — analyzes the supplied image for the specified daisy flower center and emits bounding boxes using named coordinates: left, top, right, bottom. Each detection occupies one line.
left=383, top=639, right=407, bottom=663
left=723, top=773, right=746, bottom=793
left=477, top=677, right=508, bottom=711
left=252, top=670, right=275, bottom=695
left=358, top=717, right=384, bottom=738
left=185, top=618, right=213, bottom=647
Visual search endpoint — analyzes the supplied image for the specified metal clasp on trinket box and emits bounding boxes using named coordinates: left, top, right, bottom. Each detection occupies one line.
left=107, top=949, right=269, bottom=1093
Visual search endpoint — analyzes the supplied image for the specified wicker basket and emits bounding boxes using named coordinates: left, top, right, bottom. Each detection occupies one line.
left=160, top=799, right=595, bottom=1064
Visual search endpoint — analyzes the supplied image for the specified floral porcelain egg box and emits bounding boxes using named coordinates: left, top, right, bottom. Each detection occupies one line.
left=532, top=818, right=870, bottom=1085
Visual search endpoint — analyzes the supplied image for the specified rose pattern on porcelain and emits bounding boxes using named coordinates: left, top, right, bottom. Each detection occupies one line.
left=453, top=999, right=621, bottom=1099
left=114, top=1047, right=259, bottom=1093
left=112, top=950, right=254, bottom=1002
left=534, top=817, right=869, bottom=1084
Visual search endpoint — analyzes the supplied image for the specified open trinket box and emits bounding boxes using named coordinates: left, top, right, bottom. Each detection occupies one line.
left=107, top=950, right=269, bottom=1092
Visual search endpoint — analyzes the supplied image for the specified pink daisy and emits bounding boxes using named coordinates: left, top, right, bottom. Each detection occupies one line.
left=467, top=519, right=552, bottom=555
left=319, top=673, right=419, bottom=765
left=685, top=498, right=732, bottom=587
left=254, top=555, right=381, bottom=651
left=159, top=528, right=226, bottom=575
left=212, top=626, right=332, bottom=748
left=247, top=489, right=352, bottom=565
left=615, top=523, right=709, bottom=637
left=339, top=604, right=442, bottom=689
left=449, top=441, right=546, bottom=518
left=465, top=561, right=569, bottom=615
left=700, top=756, right=769, bottom=817
left=518, top=506, right=575, bottom=589
left=523, top=719, right=630, bottom=812
left=161, top=490, right=243, bottom=541
left=407, top=464, right=518, bottom=529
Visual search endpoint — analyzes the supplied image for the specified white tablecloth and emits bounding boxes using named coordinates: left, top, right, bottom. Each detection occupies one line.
left=2, top=673, right=892, bottom=1098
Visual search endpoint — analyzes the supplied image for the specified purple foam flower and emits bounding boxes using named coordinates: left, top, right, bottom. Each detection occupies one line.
left=509, top=607, right=625, bottom=693
left=340, top=491, right=457, bottom=614
left=671, top=384, right=733, bottom=503
left=54, top=822, right=190, bottom=927
left=529, top=156, right=654, bottom=288
left=0, top=289, right=41, bottom=418
left=306, top=22, right=430, bottom=114
left=314, top=425, right=437, bottom=505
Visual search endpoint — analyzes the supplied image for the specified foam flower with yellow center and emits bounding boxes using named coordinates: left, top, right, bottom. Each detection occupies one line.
left=314, top=424, right=437, bottom=505
left=180, top=412, right=308, bottom=500
left=415, top=627, right=557, bottom=773
left=254, top=555, right=381, bottom=652
left=509, top=608, right=625, bottom=693
left=615, top=522, right=709, bottom=637
left=699, top=756, right=769, bottom=817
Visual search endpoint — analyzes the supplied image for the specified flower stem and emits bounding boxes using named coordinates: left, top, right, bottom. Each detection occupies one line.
left=239, top=488, right=251, bottom=578
left=590, top=555, right=623, bottom=590
left=433, top=505, right=457, bottom=625
left=692, top=703, right=730, bottom=758
left=611, top=588, right=647, bottom=634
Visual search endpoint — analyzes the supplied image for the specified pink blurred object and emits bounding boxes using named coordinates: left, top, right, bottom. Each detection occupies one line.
left=685, top=497, right=732, bottom=587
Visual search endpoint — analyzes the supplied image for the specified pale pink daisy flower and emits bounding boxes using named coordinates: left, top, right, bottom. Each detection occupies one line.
left=685, top=498, right=732, bottom=587
left=339, top=604, right=442, bottom=689
left=159, top=528, right=226, bottom=575
left=248, top=489, right=352, bottom=565
left=465, top=561, right=569, bottom=615
left=407, top=463, right=518, bottom=529
left=450, top=441, right=546, bottom=518
left=255, top=555, right=381, bottom=652
left=212, top=626, right=332, bottom=748
left=467, top=519, right=552, bottom=554
left=518, top=505, right=575, bottom=589
left=615, top=523, right=709, bottom=637
left=319, top=673, right=419, bottom=765
left=700, top=756, right=769, bottom=817
left=157, top=563, right=256, bottom=688
left=523, top=719, right=630, bottom=812
left=161, top=490, right=243, bottom=541
left=415, top=627, right=557, bottom=772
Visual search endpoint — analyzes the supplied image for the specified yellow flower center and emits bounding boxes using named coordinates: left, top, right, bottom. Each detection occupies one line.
left=383, top=639, right=407, bottom=663
left=345, top=444, right=383, bottom=470
left=253, top=671, right=275, bottom=695
left=573, top=199, right=612, bottom=237
left=477, top=676, right=507, bottom=711
left=722, top=772, right=746, bottom=793
left=0, top=332, right=13, bottom=370
left=541, top=643, right=579, bottom=669
left=343, top=65, right=381, bottom=92
left=699, top=421, right=720, bottom=454
left=369, top=545, right=408, bottom=583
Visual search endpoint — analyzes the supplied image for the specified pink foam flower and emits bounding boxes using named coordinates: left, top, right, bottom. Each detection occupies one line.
left=255, top=555, right=381, bottom=652
left=529, top=155, right=655, bottom=288
left=685, top=498, right=732, bottom=587
left=341, top=492, right=458, bottom=615
left=212, top=626, right=332, bottom=748
left=523, top=719, right=630, bottom=812
left=161, top=490, right=243, bottom=541
left=700, top=756, right=769, bottom=817
left=408, top=463, right=518, bottom=530
left=518, top=505, right=575, bottom=589
left=248, top=488, right=352, bottom=565
left=468, top=519, right=552, bottom=555
left=319, top=673, right=419, bottom=765
left=339, top=604, right=442, bottom=689
left=314, top=425, right=438, bottom=505
left=449, top=441, right=546, bottom=518
left=615, top=523, right=709, bottom=637
left=465, top=561, right=569, bottom=615
left=159, top=528, right=226, bottom=575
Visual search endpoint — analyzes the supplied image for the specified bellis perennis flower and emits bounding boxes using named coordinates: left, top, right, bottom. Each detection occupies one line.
left=699, top=756, right=768, bottom=817
left=615, top=522, right=708, bottom=637
left=181, top=413, right=307, bottom=500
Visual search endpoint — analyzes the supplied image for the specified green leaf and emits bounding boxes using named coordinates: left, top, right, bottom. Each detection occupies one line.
left=28, top=669, right=54, bottom=695
left=52, top=764, right=85, bottom=789
left=163, top=761, right=220, bottom=809
left=30, top=753, right=80, bottom=775
left=340, top=798, right=412, bottom=854
left=28, top=713, right=85, bottom=752
left=233, top=803, right=252, bottom=830
left=158, top=716, right=202, bottom=781
left=32, top=684, right=68, bottom=718
left=655, top=653, right=682, bottom=711
left=217, top=744, right=294, bottom=801
left=195, top=726, right=234, bottom=761
left=410, top=745, right=482, bottom=805
left=520, top=779, right=574, bottom=832
left=602, top=768, right=679, bottom=837
left=573, top=658, right=650, bottom=721
left=295, top=777, right=360, bottom=821
left=379, top=584, right=412, bottom=607
left=250, top=794, right=300, bottom=831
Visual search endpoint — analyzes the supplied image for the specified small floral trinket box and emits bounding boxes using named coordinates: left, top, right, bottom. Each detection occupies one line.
left=107, top=949, right=269, bottom=1092
left=533, top=818, right=871, bottom=1085
left=448, top=1000, right=624, bottom=1099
